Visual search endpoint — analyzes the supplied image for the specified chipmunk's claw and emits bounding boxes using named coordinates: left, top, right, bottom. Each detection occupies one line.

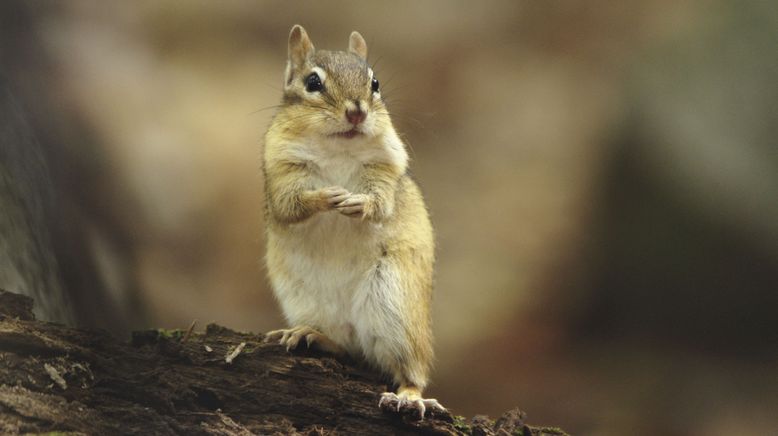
left=335, top=193, right=368, bottom=218
left=265, top=325, right=321, bottom=351
left=379, top=392, right=446, bottom=420
left=264, top=326, right=345, bottom=355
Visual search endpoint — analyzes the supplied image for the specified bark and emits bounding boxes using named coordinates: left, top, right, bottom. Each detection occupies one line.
left=0, top=290, right=568, bottom=435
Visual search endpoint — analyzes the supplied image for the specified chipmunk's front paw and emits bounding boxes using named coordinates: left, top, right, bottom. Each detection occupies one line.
left=320, top=186, right=351, bottom=209
left=378, top=391, right=446, bottom=420
left=335, top=193, right=370, bottom=218
left=301, top=186, right=351, bottom=214
left=264, top=325, right=344, bottom=355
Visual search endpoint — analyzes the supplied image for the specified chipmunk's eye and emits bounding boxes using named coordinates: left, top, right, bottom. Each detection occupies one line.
left=371, top=77, right=380, bottom=93
left=305, top=73, right=323, bottom=92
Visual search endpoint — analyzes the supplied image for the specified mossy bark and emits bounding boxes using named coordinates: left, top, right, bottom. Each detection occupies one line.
left=0, top=290, right=567, bottom=435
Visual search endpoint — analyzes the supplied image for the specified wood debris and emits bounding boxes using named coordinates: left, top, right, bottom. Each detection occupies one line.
left=225, top=342, right=246, bottom=364
left=43, top=363, right=67, bottom=390
left=182, top=319, right=197, bottom=343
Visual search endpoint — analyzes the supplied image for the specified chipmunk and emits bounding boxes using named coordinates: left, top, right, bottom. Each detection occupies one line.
left=262, top=25, right=444, bottom=419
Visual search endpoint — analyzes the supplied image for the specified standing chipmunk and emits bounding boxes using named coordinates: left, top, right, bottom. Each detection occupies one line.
left=262, top=25, right=444, bottom=418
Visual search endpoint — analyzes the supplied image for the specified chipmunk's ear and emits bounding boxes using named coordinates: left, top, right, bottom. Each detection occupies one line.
left=348, top=31, right=367, bottom=60
left=288, top=25, right=314, bottom=68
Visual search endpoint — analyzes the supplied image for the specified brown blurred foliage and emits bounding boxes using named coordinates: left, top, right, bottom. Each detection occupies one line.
left=1, top=1, right=776, bottom=435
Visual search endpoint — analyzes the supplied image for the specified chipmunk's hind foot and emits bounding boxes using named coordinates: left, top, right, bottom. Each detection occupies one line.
left=264, top=325, right=344, bottom=355
left=378, top=388, right=446, bottom=420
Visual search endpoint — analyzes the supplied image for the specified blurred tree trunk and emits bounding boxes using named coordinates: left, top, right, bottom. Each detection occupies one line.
left=1, top=1, right=146, bottom=333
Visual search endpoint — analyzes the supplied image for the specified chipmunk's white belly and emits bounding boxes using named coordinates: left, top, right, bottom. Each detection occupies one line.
left=269, top=150, right=384, bottom=354
left=271, top=213, right=382, bottom=353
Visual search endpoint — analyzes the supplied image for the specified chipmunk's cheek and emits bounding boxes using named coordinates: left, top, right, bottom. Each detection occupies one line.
left=364, top=118, right=378, bottom=135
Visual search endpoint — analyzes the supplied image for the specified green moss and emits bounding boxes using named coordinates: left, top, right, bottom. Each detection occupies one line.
left=32, top=432, right=84, bottom=436
left=156, top=328, right=185, bottom=340
left=452, top=415, right=472, bottom=433
left=526, top=426, right=570, bottom=436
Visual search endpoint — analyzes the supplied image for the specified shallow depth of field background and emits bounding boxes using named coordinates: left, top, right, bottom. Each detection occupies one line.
left=3, top=1, right=777, bottom=435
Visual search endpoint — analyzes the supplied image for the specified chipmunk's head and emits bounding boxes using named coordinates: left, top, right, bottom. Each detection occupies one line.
left=278, top=25, right=389, bottom=140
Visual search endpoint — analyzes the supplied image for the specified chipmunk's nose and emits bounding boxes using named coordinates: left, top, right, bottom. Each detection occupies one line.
left=345, top=109, right=366, bottom=126
left=345, top=101, right=366, bottom=126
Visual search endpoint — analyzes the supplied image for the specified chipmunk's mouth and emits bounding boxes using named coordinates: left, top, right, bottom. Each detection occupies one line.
left=333, top=128, right=362, bottom=139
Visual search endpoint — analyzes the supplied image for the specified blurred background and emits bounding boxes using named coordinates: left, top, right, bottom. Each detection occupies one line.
left=1, top=1, right=776, bottom=434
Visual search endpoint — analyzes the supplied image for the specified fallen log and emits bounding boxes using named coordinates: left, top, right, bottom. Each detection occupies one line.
left=0, top=290, right=568, bottom=435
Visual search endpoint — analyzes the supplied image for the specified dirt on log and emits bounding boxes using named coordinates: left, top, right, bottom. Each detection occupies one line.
left=0, top=290, right=568, bottom=435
